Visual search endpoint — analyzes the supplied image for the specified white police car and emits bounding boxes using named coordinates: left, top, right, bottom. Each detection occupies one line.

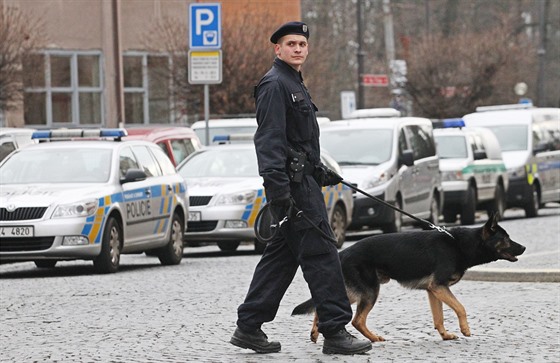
left=433, top=119, right=508, bottom=225
left=0, top=129, right=189, bottom=273
left=177, top=142, right=353, bottom=252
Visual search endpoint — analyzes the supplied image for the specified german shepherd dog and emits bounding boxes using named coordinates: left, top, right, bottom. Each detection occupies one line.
left=292, top=214, right=526, bottom=342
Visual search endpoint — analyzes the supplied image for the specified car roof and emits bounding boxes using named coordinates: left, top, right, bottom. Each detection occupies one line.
left=323, top=117, right=433, bottom=130
left=191, top=118, right=258, bottom=128
left=123, top=126, right=198, bottom=141
left=0, top=127, right=36, bottom=136
left=20, top=139, right=157, bottom=151
left=463, top=107, right=560, bottom=125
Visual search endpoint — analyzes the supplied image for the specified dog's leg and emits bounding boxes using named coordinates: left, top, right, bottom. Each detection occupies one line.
left=310, top=312, right=319, bottom=343
left=427, top=290, right=458, bottom=340
left=352, top=299, right=385, bottom=342
left=428, top=285, right=471, bottom=339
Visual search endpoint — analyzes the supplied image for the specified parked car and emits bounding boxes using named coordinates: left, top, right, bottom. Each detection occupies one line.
left=124, top=126, right=202, bottom=166
left=433, top=121, right=508, bottom=224
left=320, top=116, right=443, bottom=233
left=463, top=104, right=560, bottom=217
left=0, top=129, right=189, bottom=273
left=192, top=117, right=331, bottom=145
left=177, top=143, right=353, bottom=252
left=0, top=127, right=36, bottom=162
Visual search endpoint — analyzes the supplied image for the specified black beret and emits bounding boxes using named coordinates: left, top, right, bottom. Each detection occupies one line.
left=270, top=21, right=309, bottom=44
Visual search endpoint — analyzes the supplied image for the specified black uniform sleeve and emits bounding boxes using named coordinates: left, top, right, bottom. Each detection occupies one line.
left=254, top=78, right=291, bottom=201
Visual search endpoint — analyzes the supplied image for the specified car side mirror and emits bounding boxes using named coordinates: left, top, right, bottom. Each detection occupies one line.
left=399, top=149, right=414, bottom=167
left=533, top=142, right=549, bottom=155
left=474, top=150, right=487, bottom=160
left=120, top=168, right=148, bottom=184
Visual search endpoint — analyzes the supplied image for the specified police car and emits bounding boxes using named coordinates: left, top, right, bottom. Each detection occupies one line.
left=433, top=120, right=508, bottom=225
left=0, top=129, right=189, bottom=273
left=177, top=142, right=353, bottom=252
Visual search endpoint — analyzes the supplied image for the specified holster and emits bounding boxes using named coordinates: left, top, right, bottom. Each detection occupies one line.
left=287, top=147, right=313, bottom=183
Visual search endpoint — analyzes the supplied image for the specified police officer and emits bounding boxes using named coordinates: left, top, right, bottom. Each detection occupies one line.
left=230, top=21, right=372, bottom=355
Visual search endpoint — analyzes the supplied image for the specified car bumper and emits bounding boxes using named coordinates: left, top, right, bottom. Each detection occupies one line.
left=506, top=176, right=532, bottom=207
left=185, top=205, right=258, bottom=242
left=348, top=193, right=394, bottom=229
left=442, top=181, right=469, bottom=205
left=0, top=218, right=102, bottom=260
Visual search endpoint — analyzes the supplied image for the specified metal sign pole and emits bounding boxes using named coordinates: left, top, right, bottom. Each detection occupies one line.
left=204, top=84, right=210, bottom=146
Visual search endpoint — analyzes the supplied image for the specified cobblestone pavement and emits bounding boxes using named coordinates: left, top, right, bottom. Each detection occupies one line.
left=1, top=207, right=559, bottom=362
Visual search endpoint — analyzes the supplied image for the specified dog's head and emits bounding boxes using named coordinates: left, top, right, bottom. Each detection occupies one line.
left=481, top=213, right=526, bottom=262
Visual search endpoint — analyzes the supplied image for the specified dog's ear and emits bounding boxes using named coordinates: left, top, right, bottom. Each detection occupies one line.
left=482, top=214, right=498, bottom=239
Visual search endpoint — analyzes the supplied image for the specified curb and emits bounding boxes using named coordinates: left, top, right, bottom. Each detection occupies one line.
left=464, top=268, right=560, bottom=283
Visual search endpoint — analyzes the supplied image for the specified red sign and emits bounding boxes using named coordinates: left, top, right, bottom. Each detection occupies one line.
left=361, top=74, right=389, bottom=87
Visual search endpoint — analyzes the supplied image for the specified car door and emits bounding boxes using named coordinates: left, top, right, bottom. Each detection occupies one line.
left=398, top=127, right=416, bottom=214
left=405, top=125, right=438, bottom=216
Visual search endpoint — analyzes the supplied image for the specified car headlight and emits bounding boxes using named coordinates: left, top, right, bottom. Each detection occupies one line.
left=363, top=172, right=389, bottom=190
left=442, top=170, right=463, bottom=182
left=507, top=165, right=526, bottom=178
left=52, top=199, right=98, bottom=219
left=215, top=190, right=257, bottom=205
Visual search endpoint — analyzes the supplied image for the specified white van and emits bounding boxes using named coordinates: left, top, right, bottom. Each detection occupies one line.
left=463, top=105, right=560, bottom=217
left=320, top=117, right=443, bottom=233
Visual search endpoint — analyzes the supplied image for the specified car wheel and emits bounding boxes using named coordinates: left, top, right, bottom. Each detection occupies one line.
left=428, top=196, right=439, bottom=224
left=330, top=204, right=347, bottom=249
left=443, top=208, right=457, bottom=223
left=460, top=186, right=476, bottom=225
left=487, top=184, right=505, bottom=220
left=157, top=213, right=184, bottom=265
left=218, top=241, right=240, bottom=252
left=34, top=260, right=57, bottom=269
left=382, top=198, right=402, bottom=234
left=524, top=183, right=539, bottom=218
left=93, top=217, right=122, bottom=274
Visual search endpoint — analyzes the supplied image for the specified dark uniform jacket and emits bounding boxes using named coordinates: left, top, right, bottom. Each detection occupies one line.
left=254, top=57, right=327, bottom=229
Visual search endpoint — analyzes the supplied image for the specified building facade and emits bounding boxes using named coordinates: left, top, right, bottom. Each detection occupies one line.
left=2, top=0, right=300, bottom=128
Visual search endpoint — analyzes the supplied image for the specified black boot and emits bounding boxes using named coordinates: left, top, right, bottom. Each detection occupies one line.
left=322, top=328, right=372, bottom=355
left=230, top=327, right=281, bottom=353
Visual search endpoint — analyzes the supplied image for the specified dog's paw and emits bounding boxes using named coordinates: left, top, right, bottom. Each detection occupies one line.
left=440, top=332, right=459, bottom=340
left=372, top=335, right=386, bottom=342
left=461, top=327, right=471, bottom=337
left=310, top=331, right=319, bottom=343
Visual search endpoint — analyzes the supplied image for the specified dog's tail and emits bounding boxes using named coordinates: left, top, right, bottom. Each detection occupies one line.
left=291, top=298, right=315, bottom=315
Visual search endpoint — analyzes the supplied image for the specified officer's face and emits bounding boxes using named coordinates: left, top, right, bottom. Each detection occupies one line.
left=275, top=34, right=308, bottom=71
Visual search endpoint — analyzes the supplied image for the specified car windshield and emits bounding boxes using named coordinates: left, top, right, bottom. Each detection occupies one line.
left=435, top=135, right=468, bottom=159
left=194, top=126, right=257, bottom=142
left=179, top=148, right=259, bottom=178
left=320, top=129, right=393, bottom=165
left=0, top=148, right=112, bottom=184
left=485, top=125, right=528, bottom=151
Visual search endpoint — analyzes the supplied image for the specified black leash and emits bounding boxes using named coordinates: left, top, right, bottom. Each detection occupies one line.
left=340, top=180, right=454, bottom=239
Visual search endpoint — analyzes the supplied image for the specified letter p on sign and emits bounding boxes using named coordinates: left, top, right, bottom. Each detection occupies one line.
left=189, top=3, right=221, bottom=49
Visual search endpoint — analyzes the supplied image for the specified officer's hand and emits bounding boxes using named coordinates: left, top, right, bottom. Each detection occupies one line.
left=322, top=167, right=343, bottom=186
left=270, top=196, right=292, bottom=221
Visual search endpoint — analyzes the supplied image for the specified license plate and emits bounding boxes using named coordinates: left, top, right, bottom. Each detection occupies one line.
left=0, top=226, right=34, bottom=237
left=188, top=212, right=201, bottom=222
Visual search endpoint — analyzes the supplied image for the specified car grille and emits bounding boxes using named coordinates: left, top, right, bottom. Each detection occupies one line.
left=190, top=196, right=213, bottom=206
left=187, top=221, right=218, bottom=232
left=0, top=237, right=55, bottom=252
left=0, top=207, right=48, bottom=221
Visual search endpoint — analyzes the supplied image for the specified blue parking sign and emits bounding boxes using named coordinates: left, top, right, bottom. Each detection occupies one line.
left=189, top=3, right=221, bottom=49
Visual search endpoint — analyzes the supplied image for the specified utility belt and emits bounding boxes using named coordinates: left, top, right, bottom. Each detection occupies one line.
left=287, top=147, right=315, bottom=183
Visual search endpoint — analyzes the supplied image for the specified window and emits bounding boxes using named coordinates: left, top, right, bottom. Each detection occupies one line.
left=124, top=53, right=172, bottom=124
left=150, top=146, right=177, bottom=176
left=120, top=147, right=140, bottom=178
left=23, top=51, right=103, bottom=126
left=169, top=139, right=198, bottom=165
left=406, top=125, right=436, bottom=160
left=132, top=146, right=161, bottom=177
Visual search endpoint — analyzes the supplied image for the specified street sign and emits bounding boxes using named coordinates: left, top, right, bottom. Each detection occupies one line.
left=189, top=3, right=221, bottom=49
left=188, top=50, right=222, bottom=84
left=340, top=91, right=356, bottom=119
left=361, top=74, right=389, bottom=87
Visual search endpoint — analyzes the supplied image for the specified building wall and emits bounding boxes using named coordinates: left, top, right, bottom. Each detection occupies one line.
left=2, top=0, right=300, bottom=128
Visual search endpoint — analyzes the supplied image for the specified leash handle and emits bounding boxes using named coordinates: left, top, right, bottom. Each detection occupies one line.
left=340, top=180, right=453, bottom=239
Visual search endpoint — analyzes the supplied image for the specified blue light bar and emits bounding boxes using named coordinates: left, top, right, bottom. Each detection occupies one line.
left=213, top=135, right=230, bottom=142
left=442, top=118, right=465, bottom=128
left=31, top=128, right=127, bottom=140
